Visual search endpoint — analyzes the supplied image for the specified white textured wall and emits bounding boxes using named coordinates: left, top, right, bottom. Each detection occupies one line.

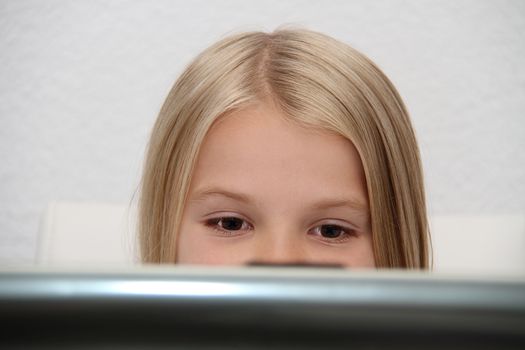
left=1, top=0, right=524, bottom=264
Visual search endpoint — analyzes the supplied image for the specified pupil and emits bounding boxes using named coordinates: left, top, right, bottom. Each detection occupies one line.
left=321, top=225, right=341, bottom=238
left=222, top=218, right=243, bottom=230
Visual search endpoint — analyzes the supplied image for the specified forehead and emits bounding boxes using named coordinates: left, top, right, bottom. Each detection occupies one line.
left=188, top=103, right=368, bottom=206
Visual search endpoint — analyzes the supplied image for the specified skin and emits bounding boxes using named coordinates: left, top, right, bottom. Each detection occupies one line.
left=177, top=101, right=375, bottom=267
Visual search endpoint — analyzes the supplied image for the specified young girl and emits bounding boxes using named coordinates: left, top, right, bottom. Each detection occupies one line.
left=139, top=28, right=431, bottom=269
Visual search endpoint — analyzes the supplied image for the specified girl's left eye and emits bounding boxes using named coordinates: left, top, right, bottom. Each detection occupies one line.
left=309, top=224, right=355, bottom=243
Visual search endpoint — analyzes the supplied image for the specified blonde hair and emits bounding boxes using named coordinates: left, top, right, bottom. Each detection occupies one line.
left=139, top=28, right=431, bottom=268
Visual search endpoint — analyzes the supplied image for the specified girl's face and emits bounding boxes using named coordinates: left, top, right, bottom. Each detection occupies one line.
left=177, top=102, right=375, bottom=267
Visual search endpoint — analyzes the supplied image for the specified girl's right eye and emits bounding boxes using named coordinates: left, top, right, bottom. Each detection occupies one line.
left=205, top=217, right=253, bottom=235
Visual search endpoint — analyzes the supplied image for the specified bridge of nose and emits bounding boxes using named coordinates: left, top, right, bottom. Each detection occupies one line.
left=249, top=228, right=309, bottom=264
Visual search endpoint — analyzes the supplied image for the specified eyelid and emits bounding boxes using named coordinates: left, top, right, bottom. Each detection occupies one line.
left=310, top=219, right=358, bottom=231
left=203, top=211, right=253, bottom=223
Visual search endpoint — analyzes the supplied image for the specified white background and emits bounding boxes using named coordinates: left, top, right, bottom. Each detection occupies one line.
left=1, top=0, right=524, bottom=264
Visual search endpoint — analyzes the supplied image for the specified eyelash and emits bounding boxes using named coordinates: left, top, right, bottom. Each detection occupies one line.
left=204, top=216, right=356, bottom=243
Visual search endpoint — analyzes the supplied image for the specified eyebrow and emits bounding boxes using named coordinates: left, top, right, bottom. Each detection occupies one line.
left=310, top=198, right=369, bottom=212
left=190, top=187, right=369, bottom=212
left=190, top=187, right=253, bottom=205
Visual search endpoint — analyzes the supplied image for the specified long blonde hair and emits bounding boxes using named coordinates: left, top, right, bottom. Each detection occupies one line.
left=139, top=28, right=431, bottom=268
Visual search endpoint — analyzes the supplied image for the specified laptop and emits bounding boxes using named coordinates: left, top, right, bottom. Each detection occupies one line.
left=1, top=266, right=524, bottom=349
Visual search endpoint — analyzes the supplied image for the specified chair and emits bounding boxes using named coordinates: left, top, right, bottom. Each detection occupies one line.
left=37, top=201, right=525, bottom=273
